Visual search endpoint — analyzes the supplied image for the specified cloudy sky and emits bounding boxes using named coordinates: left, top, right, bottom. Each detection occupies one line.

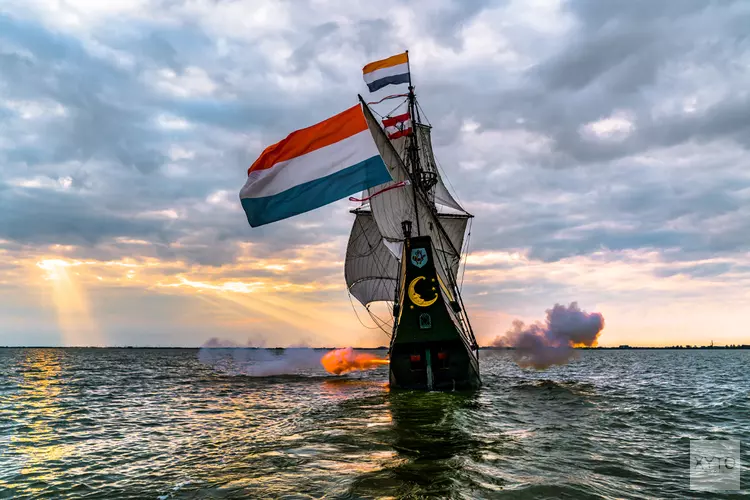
left=1, top=0, right=748, bottom=347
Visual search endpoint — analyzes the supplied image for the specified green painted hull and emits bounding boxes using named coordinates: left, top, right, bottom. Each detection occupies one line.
left=388, top=235, right=481, bottom=390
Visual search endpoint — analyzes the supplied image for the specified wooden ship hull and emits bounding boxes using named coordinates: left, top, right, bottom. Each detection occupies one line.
left=388, top=235, right=480, bottom=390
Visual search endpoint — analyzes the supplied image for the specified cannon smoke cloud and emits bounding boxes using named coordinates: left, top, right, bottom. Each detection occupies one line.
left=493, top=302, right=605, bottom=369
left=198, top=338, right=323, bottom=376
left=198, top=339, right=389, bottom=377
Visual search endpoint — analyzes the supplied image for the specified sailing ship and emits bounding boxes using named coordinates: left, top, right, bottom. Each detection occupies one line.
left=239, top=51, right=480, bottom=390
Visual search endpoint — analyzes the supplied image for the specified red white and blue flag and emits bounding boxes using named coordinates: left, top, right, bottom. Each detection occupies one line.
left=382, top=111, right=412, bottom=140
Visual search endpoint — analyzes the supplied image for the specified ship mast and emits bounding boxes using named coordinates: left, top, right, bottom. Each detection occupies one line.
left=400, top=52, right=477, bottom=348
left=402, top=53, right=460, bottom=280
left=358, top=54, right=478, bottom=349
left=405, top=51, right=422, bottom=236
left=404, top=51, right=439, bottom=226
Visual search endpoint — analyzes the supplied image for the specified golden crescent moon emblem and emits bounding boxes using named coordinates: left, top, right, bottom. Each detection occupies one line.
left=408, top=276, right=438, bottom=307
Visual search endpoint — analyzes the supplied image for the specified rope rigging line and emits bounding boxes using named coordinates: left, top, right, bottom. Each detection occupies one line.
left=354, top=216, right=392, bottom=287
left=415, top=100, right=432, bottom=127
left=364, top=94, right=478, bottom=347
left=384, top=97, right=409, bottom=120
left=367, top=93, right=408, bottom=106
left=434, top=230, right=473, bottom=350
left=433, top=155, right=466, bottom=210
left=369, top=97, right=409, bottom=121
left=347, top=282, right=392, bottom=336
left=459, top=217, right=472, bottom=292
left=366, top=303, right=393, bottom=336
left=347, top=292, right=384, bottom=331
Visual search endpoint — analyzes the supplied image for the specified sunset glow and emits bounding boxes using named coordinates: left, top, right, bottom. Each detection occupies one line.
left=35, top=259, right=101, bottom=346
left=0, top=243, right=736, bottom=348
left=0, top=0, right=748, bottom=348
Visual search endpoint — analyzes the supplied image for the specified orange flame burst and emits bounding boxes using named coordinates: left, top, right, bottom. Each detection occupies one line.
left=321, top=348, right=389, bottom=375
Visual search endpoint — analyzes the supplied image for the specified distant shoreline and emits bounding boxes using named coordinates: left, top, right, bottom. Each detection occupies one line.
left=1, top=345, right=749, bottom=350
left=484, top=345, right=750, bottom=350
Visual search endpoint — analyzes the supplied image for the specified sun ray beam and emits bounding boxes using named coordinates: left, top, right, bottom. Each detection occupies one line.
left=36, top=260, right=101, bottom=346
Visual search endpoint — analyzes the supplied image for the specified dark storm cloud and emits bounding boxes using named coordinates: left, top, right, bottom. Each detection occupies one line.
left=420, top=0, right=749, bottom=159
left=568, top=0, right=715, bottom=28
left=653, top=262, right=733, bottom=279
left=466, top=160, right=750, bottom=265
left=0, top=9, right=356, bottom=265
left=354, top=19, right=394, bottom=56
left=413, top=0, right=750, bottom=266
left=0, top=0, right=748, bottom=276
left=0, top=14, right=166, bottom=172
left=0, top=187, right=165, bottom=246
left=536, top=0, right=723, bottom=95
left=422, top=0, right=498, bottom=49
left=288, top=22, right=341, bottom=73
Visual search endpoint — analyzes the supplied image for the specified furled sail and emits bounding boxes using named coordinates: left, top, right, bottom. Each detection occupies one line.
left=361, top=100, right=466, bottom=290
left=345, top=212, right=400, bottom=306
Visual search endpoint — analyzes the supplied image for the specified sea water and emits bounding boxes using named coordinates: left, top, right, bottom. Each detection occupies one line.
left=0, top=348, right=748, bottom=499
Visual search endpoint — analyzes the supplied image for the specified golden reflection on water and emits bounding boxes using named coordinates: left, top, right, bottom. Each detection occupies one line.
left=5, top=350, right=72, bottom=494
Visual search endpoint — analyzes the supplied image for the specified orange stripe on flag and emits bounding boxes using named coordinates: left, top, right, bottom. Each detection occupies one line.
left=362, top=52, right=408, bottom=75
left=248, top=104, right=368, bottom=174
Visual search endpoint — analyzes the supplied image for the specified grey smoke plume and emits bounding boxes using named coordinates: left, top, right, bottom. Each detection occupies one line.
left=198, top=338, right=323, bottom=376
left=493, top=302, right=605, bottom=369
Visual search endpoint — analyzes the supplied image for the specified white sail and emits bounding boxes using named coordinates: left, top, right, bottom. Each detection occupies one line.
left=413, top=124, right=466, bottom=213
left=345, top=212, right=400, bottom=306
left=437, top=214, right=470, bottom=276
left=363, top=106, right=416, bottom=243
left=361, top=101, right=466, bottom=290
left=387, top=124, right=465, bottom=213
left=389, top=135, right=409, bottom=159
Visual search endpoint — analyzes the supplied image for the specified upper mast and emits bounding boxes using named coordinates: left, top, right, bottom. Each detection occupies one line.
left=405, top=52, right=438, bottom=215
left=402, top=53, right=476, bottom=347
left=405, top=50, right=421, bottom=236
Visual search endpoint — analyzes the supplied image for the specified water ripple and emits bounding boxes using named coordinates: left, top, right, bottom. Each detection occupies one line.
left=0, top=348, right=748, bottom=499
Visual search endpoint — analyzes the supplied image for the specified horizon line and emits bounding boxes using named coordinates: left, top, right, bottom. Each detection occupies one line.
left=1, top=345, right=749, bottom=350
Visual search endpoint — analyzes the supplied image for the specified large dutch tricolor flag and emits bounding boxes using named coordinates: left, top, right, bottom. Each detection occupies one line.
left=240, top=104, right=391, bottom=227
left=362, top=52, right=410, bottom=92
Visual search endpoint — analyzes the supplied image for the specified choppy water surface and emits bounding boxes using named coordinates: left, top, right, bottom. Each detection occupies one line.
left=1, top=348, right=748, bottom=499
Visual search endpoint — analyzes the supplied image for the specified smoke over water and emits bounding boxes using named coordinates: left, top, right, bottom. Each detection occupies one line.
left=198, top=338, right=323, bottom=376
left=321, top=348, right=389, bottom=375
left=493, top=302, right=605, bottom=370
left=198, top=339, right=389, bottom=377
